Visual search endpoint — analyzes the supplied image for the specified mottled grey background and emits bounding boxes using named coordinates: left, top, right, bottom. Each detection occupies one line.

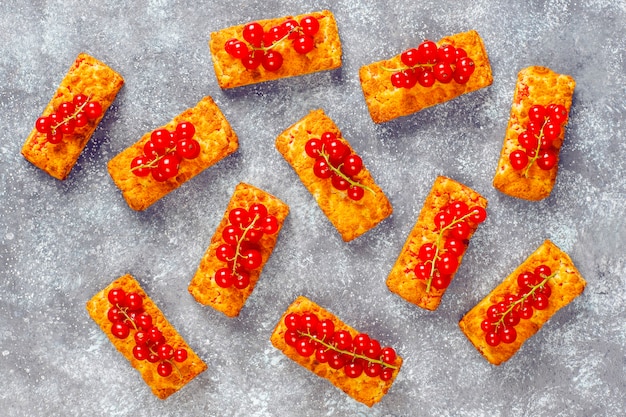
left=0, top=1, right=624, bottom=416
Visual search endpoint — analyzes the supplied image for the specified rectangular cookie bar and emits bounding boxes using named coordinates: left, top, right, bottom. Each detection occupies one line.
left=270, top=296, right=403, bottom=407
left=22, top=53, right=124, bottom=180
left=493, top=66, right=576, bottom=200
left=459, top=240, right=586, bottom=365
left=188, top=182, right=289, bottom=317
left=86, top=274, right=207, bottom=399
left=386, top=176, right=488, bottom=311
left=209, top=10, right=342, bottom=89
left=359, top=30, right=493, bottom=123
left=107, top=96, right=238, bottom=211
left=275, top=109, right=392, bottom=241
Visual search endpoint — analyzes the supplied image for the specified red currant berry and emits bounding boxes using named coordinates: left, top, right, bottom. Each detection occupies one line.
left=390, top=71, right=406, bottom=88
left=518, top=130, right=538, bottom=151
left=242, top=22, right=264, bottom=47
left=229, top=207, right=251, bottom=228
left=537, top=283, right=552, bottom=298
left=543, top=122, right=561, bottom=141
left=228, top=40, right=249, bottom=59
left=293, top=35, right=315, bottom=54
left=214, top=268, right=234, bottom=288
left=486, top=305, right=501, bottom=322
left=455, top=57, right=475, bottom=77
left=176, top=138, right=201, bottom=160
left=437, top=44, right=457, bottom=64
left=430, top=272, right=451, bottom=290
left=216, top=244, right=235, bottom=262
left=434, top=211, right=454, bottom=229
left=381, top=346, right=397, bottom=364
left=333, top=330, right=352, bottom=350
left=416, top=40, right=438, bottom=64
left=157, top=153, right=180, bottom=179
left=519, top=304, right=534, bottom=320
left=401, top=48, right=420, bottom=67
left=233, top=271, right=251, bottom=289
left=157, top=361, right=173, bottom=377
left=417, top=68, right=436, bottom=87
left=281, top=19, right=299, bottom=39
left=35, top=116, right=52, bottom=133
left=317, top=319, right=335, bottom=340
left=414, top=262, right=430, bottom=279
left=241, top=50, right=264, bottom=70
left=108, top=288, right=126, bottom=305
left=107, top=307, right=122, bottom=323
left=517, top=272, right=536, bottom=291
left=364, top=362, right=382, bottom=377
left=444, top=237, right=465, bottom=256
left=305, top=138, right=323, bottom=158
left=533, top=293, right=550, bottom=310
left=248, top=203, right=268, bottom=221
left=325, top=139, right=349, bottom=166
left=73, top=94, right=89, bottom=107
left=85, top=101, right=102, bottom=120
left=313, top=158, right=332, bottom=179
left=147, top=353, right=159, bottom=363
left=481, top=319, right=495, bottom=333
left=74, top=111, right=88, bottom=127
left=262, top=50, right=283, bottom=71
left=547, top=104, right=568, bottom=124
left=347, top=185, right=365, bottom=201
left=340, top=154, right=363, bottom=177
left=331, top=174, right=350, bottom=191
left=328, top=352, right=346, bottom=369
left=301, top=313, right=320, bottom=334
left=364, top=339, right=382, bottom=359
left=134, top=330, right=149, bottom=346
left=418, top=243, right=437, bottom=262
left=436, top=253, right=459, bottom=275
left=320, top=131, right=337, bottom=146
left=499, top=326, right=517, bottom=344
left=58, top=101, right=76, bottom=117
left=353, top=333, right=370, bottom=353
left=528, top=105, right=546, bottom=123
left=509, top=149, right=529, bottom=170
left=450, top=221, right=471, bottom=240
left=144, top=139, right=165, bottom=159
left=503, top=311, right=520, bottom=327
left=284, top=330, right=300, bottom=347
left=296, top=338, right=315, bottom=357
left=111, top=322, right=130, bottom=339
left=133, top=344, right=149, bottom=361
left=344, top=362, right=363, bottom=378
left=222, top=225, right=243, bottom=245
left=485, top=331, right=500, bottom=347
left=174, top=348, right=188, bottom=363
left=241, top=248, right=262, bottom=270
left=175, top=121, right=195, bottom=139
left=315, top=347, right=330, bottom=363
left=400, top=69, right=418, bottom=89
left=260, top=215, right=279, bottom=234
left=47, top=130, right=64, bottom=144
left=534, top=265, right=552, bottom=280
left=125, top=292, right=143, bottom=311
left=434, top=62, right=453, bottom=83
left=380, top=367, right=394, bottom=381
left=447, top=200, right=469, bottom=218
left=158, top=344, right=174, bottom=361
left=284, top=313, right=302, bottom=331
left=453, top=72, right=470, bottom=84
left=135, top=313, right=153, bottom=330
left=299, top=16, right=320, bottom=36
left=536, top=149, right=557, bottom=170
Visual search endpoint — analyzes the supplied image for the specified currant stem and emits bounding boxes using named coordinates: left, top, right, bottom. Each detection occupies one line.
left=424, top=211, right=474, bottom=293
left=299, top=330, right=398, bottom=370
left=494, top=271, right=556, bottom=329
left=522, top=117, right=549, bottom=178
left=319, top=149, right=375, bottom=196
left=115, top=303, right=139, bottom=331
left=380, top=62, right=440, bottom=73
left=229, top=214, right=261, bottom=275
left=51, top=98, right=91, bottom=133
left=131, top=145, right=176, bottom=172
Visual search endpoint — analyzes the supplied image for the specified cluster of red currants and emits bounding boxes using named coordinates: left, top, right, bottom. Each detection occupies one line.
left=214, top=203, right=279, bottom=289
left=107, top=288, right=188, bottom=377
left=305, top=132, right=369, bottom=201
left=225, top=15, right=320, bottom=71
left=130, top=122, right=200, bottom=182
left=414, top=201, right=487, bottom=291
left=390, top=41, right=475, bottom=89
left=509, top=103, right=568, bottom=173
left=284, top=312, right=398, bottom=380
left=482, top=265, right=555, bottom=347
left=35, top=94, right=102, bottom=144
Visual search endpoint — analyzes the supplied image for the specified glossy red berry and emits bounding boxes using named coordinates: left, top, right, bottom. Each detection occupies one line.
left=157, top=361, right=173, bottom=377
left=35, top=116, right=52, bottom=133
left=536, top=149, right=557, bottom=170
left=111, top=322, right=130, bottom=339
left=108, top=288, right=126, bottom=305
left=293, top=35, right=315, bottom=54
left=125, top=292, right=143, bottom=311
left=243, top=22, right=264, bottom=47
left=344, top=362, right=363, bottom=378
left=174, top=348, right=188, bottom=363
left=333, top=330, right=352, bottom=350
left=214, top=268, right=234, bottom=288
left=85, top=101, right=102, bottom=120
left=340, top=154, right=363, bottom=177
left=347, top=185, right=364, bottom=201
left=509, top=149, right=529, bottom=170
left=418, top=243, right=437, bottom=261
left=381, top=346, right=397, bottom=364
left=73, top=94, right=89, bottom=107
left=417, top=40, right=438, bottom=64
left=299, top=16, right=320, bottom=36
left=262, top=51, right=283, bottom=71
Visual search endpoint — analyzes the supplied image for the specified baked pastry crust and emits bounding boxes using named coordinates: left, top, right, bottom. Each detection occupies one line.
left=22, top=53, right=124, bottom=180
left=86, top=274, right=207, bottom=399
left=359, top=30, right=493, bottom=123
left=275, top=109, right=392, bottom=241
left=386, top=176, right=488, bottom=311
left=459, top=240, right=586, bottom=365
left=493, top=66, right=576, bottom=200
left=107, top=96, right=238, bottom=211
left=270, top=296, right=403, bottom=407
left=209, top=10, right=342, bottom=89
left=188, top=182, right=289, bottom=317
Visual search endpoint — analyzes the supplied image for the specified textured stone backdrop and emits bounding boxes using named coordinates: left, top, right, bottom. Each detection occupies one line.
left=0, top=1, right=624, bottom=416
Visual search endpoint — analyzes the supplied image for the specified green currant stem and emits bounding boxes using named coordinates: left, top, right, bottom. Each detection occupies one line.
left=229, top=214, right=260, bottom=276
left=130, top=145, right=177, bottom=172
left=424, top=211, right=474, bottom=293
left=299, top=330, right=398, bottom=370
left=51, top=98, right=91, bottom=133
left=319, top=150, right=375, bottom=196
left=522, top=118, right=550, bottom=178
left=493, top=271, right=556, bottom=329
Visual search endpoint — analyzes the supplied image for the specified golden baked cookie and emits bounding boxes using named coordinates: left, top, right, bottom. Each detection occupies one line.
left=275, top=109, right=392, bottom=242
left=493, top=66, right=576, bottom=200
left=359, top=30, right=493, bottom=123
left=86, top=274, right=207, bottom=399
left=386, top=176, right=488, bottom=311
left=188, top=182, right=289, bottom=317
left=209, top=10, right=342, bottom=88
left=270, top=296, right=403, bottom=407
left=459, top=240, right=586, bottom=365
left=107, top=96, right=238, bottom=211
left=22, top=53, right=124, bottom=180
